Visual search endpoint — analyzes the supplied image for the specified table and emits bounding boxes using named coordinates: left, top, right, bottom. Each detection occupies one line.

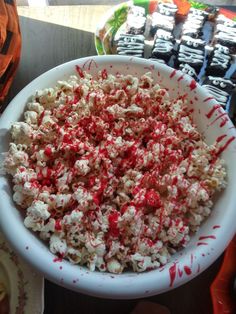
left=5, top=4, right=231, bottom=314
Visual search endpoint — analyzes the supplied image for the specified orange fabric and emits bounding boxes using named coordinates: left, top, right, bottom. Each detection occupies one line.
left=0, top=1, right=8, bottom=48
left=0, top=54, right=12, bottom=77
left=0, top=0, right=21, bottom=103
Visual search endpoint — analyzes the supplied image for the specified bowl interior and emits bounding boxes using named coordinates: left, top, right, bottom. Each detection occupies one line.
left=0, top=56, right=236, bottom=299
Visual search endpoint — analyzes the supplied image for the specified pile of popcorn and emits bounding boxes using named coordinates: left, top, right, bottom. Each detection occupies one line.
left=4, top=68, right=227, bottom=273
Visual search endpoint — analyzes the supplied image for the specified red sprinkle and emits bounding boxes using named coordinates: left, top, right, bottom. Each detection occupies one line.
left=213, top=225, right=220, bottom=229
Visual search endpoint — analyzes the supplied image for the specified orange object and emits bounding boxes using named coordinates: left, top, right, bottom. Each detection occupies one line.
left=0, top=0, right=21, bottom=103
left=210, top=235, right=236, bottom=314
left=173, top=0, right=191, bottom=15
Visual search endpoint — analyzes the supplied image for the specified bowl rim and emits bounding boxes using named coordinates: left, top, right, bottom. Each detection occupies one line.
left=0, top=55, right=236, bottom=299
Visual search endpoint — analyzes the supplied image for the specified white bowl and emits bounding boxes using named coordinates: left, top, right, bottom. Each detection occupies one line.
left=0, top=56, right=236, bottom=299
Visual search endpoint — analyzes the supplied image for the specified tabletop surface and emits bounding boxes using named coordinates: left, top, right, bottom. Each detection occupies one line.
left=5, top=3, right=235, bottom=314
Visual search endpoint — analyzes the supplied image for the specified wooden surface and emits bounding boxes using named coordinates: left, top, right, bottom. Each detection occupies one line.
left=5, top=4, right=233, bottom=314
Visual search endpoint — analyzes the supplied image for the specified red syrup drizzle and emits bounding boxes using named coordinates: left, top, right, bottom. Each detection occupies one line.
left=216, top=135, right=227, bottom=143
left=204, top=97, right=214, bottom=102
left=190, top=253, right=194, bottom=266
left=178, top=267, right=183, bottom=277
left=219, top=117, right=228, bottom=127
left=197, top=264, right=201, bottom=273
left=76, top=65, right=85, bottom=78
left=184, top=266, right=192, bottom=275
left=177, top=75, right=184, bottom=82
left=198, top=235, right=216, bottom=240
left=206, top=105, right=222, bottom=119
left=170, top=69, right=177, bottom=78
left=144, top=65, right=154, bottom=71
left=38, top=110, right=45, bottom=126
left=189, top=80, right=197, bottom=91
left=197, top=242, right=208, bottom=246
left=169, top=262, right=177, bottom=287
left=216, top=136, right=235, bottom=157
left=208, top=112, right=228, bottom=126
left=53, top=257, right=63, bottom=263
left=82, top=58, right=98, bottom=70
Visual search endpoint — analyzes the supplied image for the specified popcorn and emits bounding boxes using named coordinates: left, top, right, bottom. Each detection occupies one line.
left=27, top=200, right=50, bottom=220
left=5, top=69, right=227, bottom=273
left=107, top=258, right=123, bottom=274
left=74, top=159, right=90, bottom=176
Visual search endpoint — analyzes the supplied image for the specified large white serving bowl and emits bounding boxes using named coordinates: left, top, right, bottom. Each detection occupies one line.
left=0, top=56, right=236, bottom=299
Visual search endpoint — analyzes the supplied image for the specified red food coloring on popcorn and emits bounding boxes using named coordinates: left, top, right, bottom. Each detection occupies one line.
left=145, top=189, right=161, bottom=208
left=38, top=111, right=45, bottom=126
left=101, top=69, right=108, bottom=80
left=76, top=65, right=85, bottom=78
left=55, top=219, right=62, bottom=231
left=108, top=212, right=120, bottom=237
left=44, top=147, right=53, bottom=157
